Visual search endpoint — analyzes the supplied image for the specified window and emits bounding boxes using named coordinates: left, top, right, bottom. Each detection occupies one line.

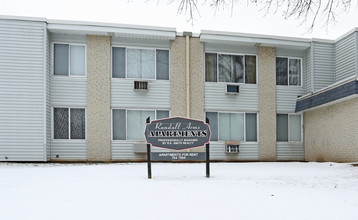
left=276, top=114, right=302, bottom=142
left=54, top=44, right=86, bottom=76
left=112, top=47, right=169, bottom=80
left=112, top=109, right=170, bottom=141
left=206, top=112, right=257, bottom=142
left=205, top=53, right=256, bottom=84
left=54, top=108, right=86, bottom=139
left=276, top=57, right=302, bottom=86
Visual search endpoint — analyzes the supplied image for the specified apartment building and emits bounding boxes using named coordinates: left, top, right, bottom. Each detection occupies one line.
left=0, top=15, right=357, bottom=162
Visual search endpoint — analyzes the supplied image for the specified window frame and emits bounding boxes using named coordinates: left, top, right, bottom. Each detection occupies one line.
left=205, top=51, right=258, bottom=85
left=276, top=113, right=303, bottom=143
left=276, top=56, right=303, bottom=87
left=205, top=111, right=259, bottom=143
left=52, top=107, right=87, bottom=141
left=111, top=108, right=171, bottom=142
left=52, top=42, right=87, bottom=77
left=111, top=46, right=171, bottom=81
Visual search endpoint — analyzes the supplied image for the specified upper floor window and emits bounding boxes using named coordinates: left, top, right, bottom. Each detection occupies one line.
left=205, top=53, right=257, bottom=84
left=112, top=47, right=169, bottom=80
left=54, top=43, right=86, bottom=76
left=276, top=57, right=302, bottom=86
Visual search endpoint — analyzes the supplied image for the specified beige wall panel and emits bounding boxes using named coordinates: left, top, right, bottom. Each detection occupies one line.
left=86, top=35, right=111, bottom=162
left=258, top=47, right=277, bottom=161
left=170, top=37, right=187, bottom=117
left=305, top=97, right=358, bottom=162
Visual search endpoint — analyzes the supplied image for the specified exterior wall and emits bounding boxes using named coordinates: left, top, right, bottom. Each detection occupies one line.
left=312, top=42, right=335, bottom=91
left=0, top=19, right=47, bottom=161
left=170, top=37, right=186, bottom=117
left=305, top=47, right=312, bottom=93
left=86, top=35, right=111, bottom=161
left=305, top=97, right=358, bottom=162
left=189, top=37, right=205, bottom=120
left=258, top=47, right=277, bottom=161
left=46, top=30, right=51, bottom=160
left=50, top=33, right=87, bottom=160
left=335, top=32, right=357, bottom=82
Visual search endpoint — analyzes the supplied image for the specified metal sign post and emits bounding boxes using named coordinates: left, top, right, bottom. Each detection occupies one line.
left=144, top=117, right=211, bottom=179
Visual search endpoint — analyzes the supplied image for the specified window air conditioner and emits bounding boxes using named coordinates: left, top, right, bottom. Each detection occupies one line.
left=226, top=84, right=240, bottom=94
left=225, top=141, right=240, bottom=153
left=134, top=81, right=148, bottom=91
left=134, top=142, right=148, bottom=153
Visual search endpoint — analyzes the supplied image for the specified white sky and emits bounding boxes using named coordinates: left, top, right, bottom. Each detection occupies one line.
left=1, top=0, right=358, bottom=39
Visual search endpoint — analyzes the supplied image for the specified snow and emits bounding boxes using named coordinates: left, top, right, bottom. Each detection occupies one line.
left=0, top=162, right=358, bottom=220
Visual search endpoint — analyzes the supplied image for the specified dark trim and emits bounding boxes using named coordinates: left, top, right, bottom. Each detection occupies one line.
left=295, top=80, right=358, bottom=112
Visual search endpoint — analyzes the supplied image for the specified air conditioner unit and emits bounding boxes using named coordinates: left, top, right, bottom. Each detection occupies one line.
left=226, top=84, right=240, bottom=94
left=134, top=81, right=148, bottom=91
left=225, top=141, right=240, bottom=153
left=134, top=142, right=148, bottom=153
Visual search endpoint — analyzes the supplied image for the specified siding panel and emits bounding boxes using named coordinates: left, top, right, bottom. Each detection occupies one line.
left=51, top=77, right=87, bottom=106
left=205, top=84, right=258, bottom=111
left=51, top=141, right=86, bottom=160
left=210, top=143, right=259, bottom=161
left=335, top=32, right=357, bottom=82
left=111, top=142, right=170, bottom=161
left=276, top=142, right=305, bottom=160
left=0, top=19, right=46, bottom=161
left=111, top=80, right=170, bottom=109
left=276, top=87, right=305, bottom=112
left=313, top=42, right=335, bottom=90
left=305, top=47, right=312, bottom=93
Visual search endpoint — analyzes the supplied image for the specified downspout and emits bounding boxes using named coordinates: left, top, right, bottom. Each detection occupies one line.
left=184, top=32, right=192, bottom=118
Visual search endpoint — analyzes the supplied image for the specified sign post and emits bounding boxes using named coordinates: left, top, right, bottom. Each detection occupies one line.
left=144, top=117, right=211, bottom=178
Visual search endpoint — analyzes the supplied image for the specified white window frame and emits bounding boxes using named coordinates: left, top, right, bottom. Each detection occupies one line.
left=276, top=56, right=303, bottom=87
left=111, top=46, right=170, bottom=81
left=52, top=42, right=87, bottom=77
left=111, top=108, right=171, bottom=142
left=205, top=111, right=259, bottom=143
left=276, top=113, right=303, bottom=143
left=52, top=107, right=87, bottom=141
left=204, top=51, right=258, bottom=85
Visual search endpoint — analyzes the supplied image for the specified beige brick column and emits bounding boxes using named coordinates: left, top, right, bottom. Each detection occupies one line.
left=258, top=47, right=277, bottom=161
left=170, top=37, right=186, bottom=117
left=86, top=35, right=111, bottom=162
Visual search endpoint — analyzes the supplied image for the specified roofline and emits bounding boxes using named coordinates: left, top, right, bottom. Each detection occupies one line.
left=0, top=14, right=46, bottom=22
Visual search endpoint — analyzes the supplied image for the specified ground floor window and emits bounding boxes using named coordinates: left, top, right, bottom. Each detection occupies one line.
left=54, top=108, right=86, bottom=139
left=276, top=114, right=302, bottom=142
left=206, top=112, right=257, bottom=142
left=112, top=109, right=170, bottom=141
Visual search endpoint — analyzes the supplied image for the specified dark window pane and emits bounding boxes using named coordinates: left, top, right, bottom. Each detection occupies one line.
left=156, top=110, right=169, bottom=119
left=289, top=59, right=301, bottom=86
left=70, top=108, right=86, bottom=139
left=218, top=54, right=232, bottom=82
left=112, top=47, right=126, bottom=78
left=277, top=114, right=288, bottom=141
left=113, top=109, right=126, bottom=140
left=206, top=112, right=218, bottom=141
left=233, top=55, right=244, bottom=83
left=54, top=44, right=69, bottom=76
left=54, top=108, right=69, bottom=139
left=245, top=55, right=256, bottom=84
left=276, top=57, right=288, bottom=85
left=156, top=50, right=169, bottom=80
left=205, top=53, right=217, bottom=82
left=246, top=113, right=257, bottom=141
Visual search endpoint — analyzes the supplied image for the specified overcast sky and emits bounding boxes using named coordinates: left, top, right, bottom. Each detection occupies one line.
left=1, top=0, right=358, bottom=39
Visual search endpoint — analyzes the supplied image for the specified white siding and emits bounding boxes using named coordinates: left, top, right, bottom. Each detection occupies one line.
left=111, top=37, right=170, bottom=48
left=46, top=30, right=51, bottom=160
left=111, top=142, right=170, bottom=161
left=335, top=32, right=357, bottom=82
left=0, top=19, right=46, bottom=161
left=305, top=47, right=312, bottom=93
left=209, top=143, right=259, bottom=161
left=50, top=33, right=87, bottom=44
left=276, top=142, right=304, bottom=161
left=313, top=42, right=335, bottom=91
left=204, top=43, right=258, bottom=54
left=51, top=141, right=86, bottom=160
left=51, top=77, right=87, bottom=106
left=205, top=84, right=258, bottom=111
left=276, top=87, right=305, bottom=112
left=111, top=80, right=170, bottom=109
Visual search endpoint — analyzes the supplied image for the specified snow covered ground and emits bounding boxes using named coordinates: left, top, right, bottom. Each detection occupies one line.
left=0, top=162, right=358, bottom=220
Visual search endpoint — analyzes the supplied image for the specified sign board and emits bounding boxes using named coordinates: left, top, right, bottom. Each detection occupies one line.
left=151, top=152, right=206, bottom=161
left=144, top=117, right=211, bottom=150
